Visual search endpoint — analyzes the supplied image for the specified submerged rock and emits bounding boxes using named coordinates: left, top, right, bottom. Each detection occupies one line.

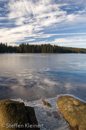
left=41, top=97, right=52, bottom=108
left=57, top=96, right=86, bottom=130
left=0, top=99, right=39, bottom=130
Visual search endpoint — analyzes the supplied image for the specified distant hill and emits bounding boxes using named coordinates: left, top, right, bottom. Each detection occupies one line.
left=0, top=43, right=86, bottom=53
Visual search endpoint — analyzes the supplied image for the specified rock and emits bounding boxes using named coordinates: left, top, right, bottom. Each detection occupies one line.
left=0, top=99, right=40, bottom=130
left=57, top=96, right=86, bottom=130
left=46, top=111, right=52, bottom=116
left=52, top=111, right=61, bottom=120
left=41, top=97, right=52, bottom=108
left=25, top=106, right=40, bottom=129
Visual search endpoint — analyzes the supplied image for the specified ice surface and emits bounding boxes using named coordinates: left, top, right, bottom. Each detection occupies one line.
left=12, top=95, right=69, bottom=130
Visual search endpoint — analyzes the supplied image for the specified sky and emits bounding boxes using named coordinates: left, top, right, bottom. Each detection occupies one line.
left=0, top=0, right=86, bottom=48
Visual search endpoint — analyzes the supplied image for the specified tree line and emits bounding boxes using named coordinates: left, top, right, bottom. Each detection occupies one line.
left=0, top=43, right=86, bottom=53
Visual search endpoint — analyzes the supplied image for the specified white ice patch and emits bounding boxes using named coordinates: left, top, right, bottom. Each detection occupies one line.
left=12, top=96, right=69, bottom=130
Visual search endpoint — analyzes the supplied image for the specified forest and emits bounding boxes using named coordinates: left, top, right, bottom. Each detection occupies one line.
left=0, top=43, right=86, bottom=53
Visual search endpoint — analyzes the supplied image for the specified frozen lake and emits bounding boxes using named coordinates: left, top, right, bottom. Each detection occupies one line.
left=0, top=53, right=86, bottom=101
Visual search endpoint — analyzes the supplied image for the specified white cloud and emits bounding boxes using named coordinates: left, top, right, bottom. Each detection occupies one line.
left=54, top=36, right=86, bottom=43
left=67, top=14, right=76, bottom=21
left=7, top=42, right=19, bottom=46
left=29, top=35, right=86, bottom=48
left=0, top=0, right=67, bottom=43
left=0, top=0, right=86, bottom=47
left=0, top=17, right=6, bottom=20
left=52, top=36, right=86, bottom=47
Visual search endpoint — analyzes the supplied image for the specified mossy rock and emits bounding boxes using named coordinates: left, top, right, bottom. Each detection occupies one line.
left=57, top=96, right=86, bottom=130
left=0, top=99, right=39, bottom=130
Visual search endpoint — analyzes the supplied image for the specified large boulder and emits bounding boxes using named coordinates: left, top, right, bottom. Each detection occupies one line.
left=0, top=99, right=39, bottom=130
left=57, top=95, right=86, bottom=130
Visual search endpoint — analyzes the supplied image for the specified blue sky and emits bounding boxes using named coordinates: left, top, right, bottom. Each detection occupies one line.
left=0, top=0, right=86, bottom=48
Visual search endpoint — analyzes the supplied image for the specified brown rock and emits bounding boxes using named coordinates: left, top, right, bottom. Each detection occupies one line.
left=0, top=99, right=39, bottom=130
left=57, top=96, right=86, bottom=130
left=41, top=97, right=52, bottom=108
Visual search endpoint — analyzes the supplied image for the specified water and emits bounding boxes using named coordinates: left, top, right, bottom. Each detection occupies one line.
left=0, top=53, right=86, bottom=101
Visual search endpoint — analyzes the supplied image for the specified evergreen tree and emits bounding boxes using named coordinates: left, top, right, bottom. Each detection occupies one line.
left=0, top=42, right=86, bottom=53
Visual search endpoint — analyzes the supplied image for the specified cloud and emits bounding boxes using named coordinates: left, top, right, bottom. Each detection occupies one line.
left=53, top=37, right=85, bottom=43
left=0, top=0, right=66, bottom=43
left=0, top=0, right=86, bottom=47
left=29, top=35, right=86, bottom=48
